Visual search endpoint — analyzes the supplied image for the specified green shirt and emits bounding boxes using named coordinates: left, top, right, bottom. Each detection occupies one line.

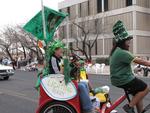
left=110, top=47, right=135, bottom=86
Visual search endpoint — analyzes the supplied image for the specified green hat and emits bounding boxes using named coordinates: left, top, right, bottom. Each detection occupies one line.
left=48, top=39, right=65, bottom=55
left=112, top=20, right=132, bottom=43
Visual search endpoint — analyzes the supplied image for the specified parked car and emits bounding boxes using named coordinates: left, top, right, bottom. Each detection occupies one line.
left=0, top=64, right=14, bottom=80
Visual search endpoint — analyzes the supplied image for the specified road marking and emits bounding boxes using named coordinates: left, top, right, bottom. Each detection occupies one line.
left=0, top=88, right=38, bottom=103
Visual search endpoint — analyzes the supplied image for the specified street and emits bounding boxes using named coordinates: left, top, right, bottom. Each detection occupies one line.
left=0, top=71, right=38, bottom=113
left=0, top=71, right=150, bottom=113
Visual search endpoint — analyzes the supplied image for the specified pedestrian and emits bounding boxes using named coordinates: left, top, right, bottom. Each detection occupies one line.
left=109, top=20, right=150, bottom=113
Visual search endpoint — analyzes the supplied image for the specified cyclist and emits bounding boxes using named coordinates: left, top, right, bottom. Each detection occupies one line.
left=110, top=20, right=150, bottom=113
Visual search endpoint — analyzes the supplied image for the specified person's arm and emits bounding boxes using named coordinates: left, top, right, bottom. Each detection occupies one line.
left=133, top=58, right=150, bottom=67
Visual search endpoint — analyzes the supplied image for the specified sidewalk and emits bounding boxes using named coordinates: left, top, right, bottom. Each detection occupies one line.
left=87, top=65, right=150, bottom=78
left=86, top=66, right=110, bottom=75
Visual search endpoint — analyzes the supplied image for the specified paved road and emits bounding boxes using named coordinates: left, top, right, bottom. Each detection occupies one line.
left=0, top=71, right=149, bottom=113
left=0, top=70, right=38, bottom=113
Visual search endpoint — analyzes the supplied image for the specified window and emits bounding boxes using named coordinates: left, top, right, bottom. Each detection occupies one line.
left=97, top=0, right=102, bottom=13
left=63, top=26, right=67, bottom=39
left=97, top=0, right=108, bottom=12
left=59, top=26, right=65, bottom=39
left=82, top=42, right=87, bottom=55
left=104, top=0, right=108, bottom=11
left=95, top=40, right=98, bottom=55
left=87, top=1, right=90, bottom=15
left=78, top=4, right=81, bottom=17
left=70, top=24, right=73, bottom=38
left=69, top=42, right=73, bottom=49
left=126, top=0, right=132, bottom=6
left=67, top=7, right=70, bottom=18
left=70, top=43, right=74, bottom=53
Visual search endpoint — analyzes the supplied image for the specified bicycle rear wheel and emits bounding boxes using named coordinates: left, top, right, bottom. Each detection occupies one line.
left=40, top=101, right=76, bottom=113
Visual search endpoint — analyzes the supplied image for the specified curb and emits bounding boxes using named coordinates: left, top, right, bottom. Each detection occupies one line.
left=88, top=73, right=150, bottom=78
left=88, top=73, right=110, bottom=76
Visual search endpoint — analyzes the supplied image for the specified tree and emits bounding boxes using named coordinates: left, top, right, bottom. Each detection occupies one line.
left=70, top=18, right=104, bottom=62
left=0, top=25, right=45, bottom=66
left=14, top=26, right=44, bottom=63
left=0, top=27, right=18, bottom=69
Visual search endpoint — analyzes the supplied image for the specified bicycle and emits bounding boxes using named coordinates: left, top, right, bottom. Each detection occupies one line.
left=99, top=90, right=150, bottom=113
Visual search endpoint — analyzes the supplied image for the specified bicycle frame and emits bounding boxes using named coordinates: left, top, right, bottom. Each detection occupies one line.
left=100, top=94, right=127, bottom=113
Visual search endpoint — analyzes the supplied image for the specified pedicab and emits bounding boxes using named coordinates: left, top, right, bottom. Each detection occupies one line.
left=36, top=72, right=113, bottom=113
left=35, top=68, right=150, bottom=113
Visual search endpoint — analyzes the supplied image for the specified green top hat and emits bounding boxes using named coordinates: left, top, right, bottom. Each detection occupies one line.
left=112, top=20, right=132, bottom=43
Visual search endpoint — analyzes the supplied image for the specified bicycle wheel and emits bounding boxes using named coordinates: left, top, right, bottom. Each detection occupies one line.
left=40, top=101, right=77, bottom=113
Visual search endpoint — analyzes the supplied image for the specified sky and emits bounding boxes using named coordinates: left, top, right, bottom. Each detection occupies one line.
left=0, top=0, right=64, bottom=28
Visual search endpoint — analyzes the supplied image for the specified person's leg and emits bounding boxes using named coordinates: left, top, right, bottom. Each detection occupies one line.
left=129, top=87, right=149, bottom=112
left=120, top=78, right=149, bottom=113
left=78, top=82, right=94, bottom=113
left=136, top=100, right=143, bottom=113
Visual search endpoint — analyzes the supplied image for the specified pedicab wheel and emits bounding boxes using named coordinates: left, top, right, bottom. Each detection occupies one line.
left=40, top=101, right=77, bottom=113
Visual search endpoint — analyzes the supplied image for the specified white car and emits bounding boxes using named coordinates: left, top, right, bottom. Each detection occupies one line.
left=0, top=64, right=14, bottom=80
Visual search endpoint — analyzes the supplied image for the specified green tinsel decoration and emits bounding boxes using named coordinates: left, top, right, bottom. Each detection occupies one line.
left=64, top=58, right=71, bottom=84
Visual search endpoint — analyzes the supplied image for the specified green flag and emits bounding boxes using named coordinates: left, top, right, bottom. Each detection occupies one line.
left=23, top=6, right=68, bottom=43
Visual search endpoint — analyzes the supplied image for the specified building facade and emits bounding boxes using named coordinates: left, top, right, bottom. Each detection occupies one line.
left=58, top=0, right=150, bottom=59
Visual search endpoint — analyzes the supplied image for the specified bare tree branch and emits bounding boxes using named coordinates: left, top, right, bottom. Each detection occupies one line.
left=0, top=25, right=44, bottom=64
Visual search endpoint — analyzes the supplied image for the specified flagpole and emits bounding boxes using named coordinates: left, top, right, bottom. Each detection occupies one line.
left=41, top=0, right=47, bottom=68
left=41, top=0, right=47, bottom=42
